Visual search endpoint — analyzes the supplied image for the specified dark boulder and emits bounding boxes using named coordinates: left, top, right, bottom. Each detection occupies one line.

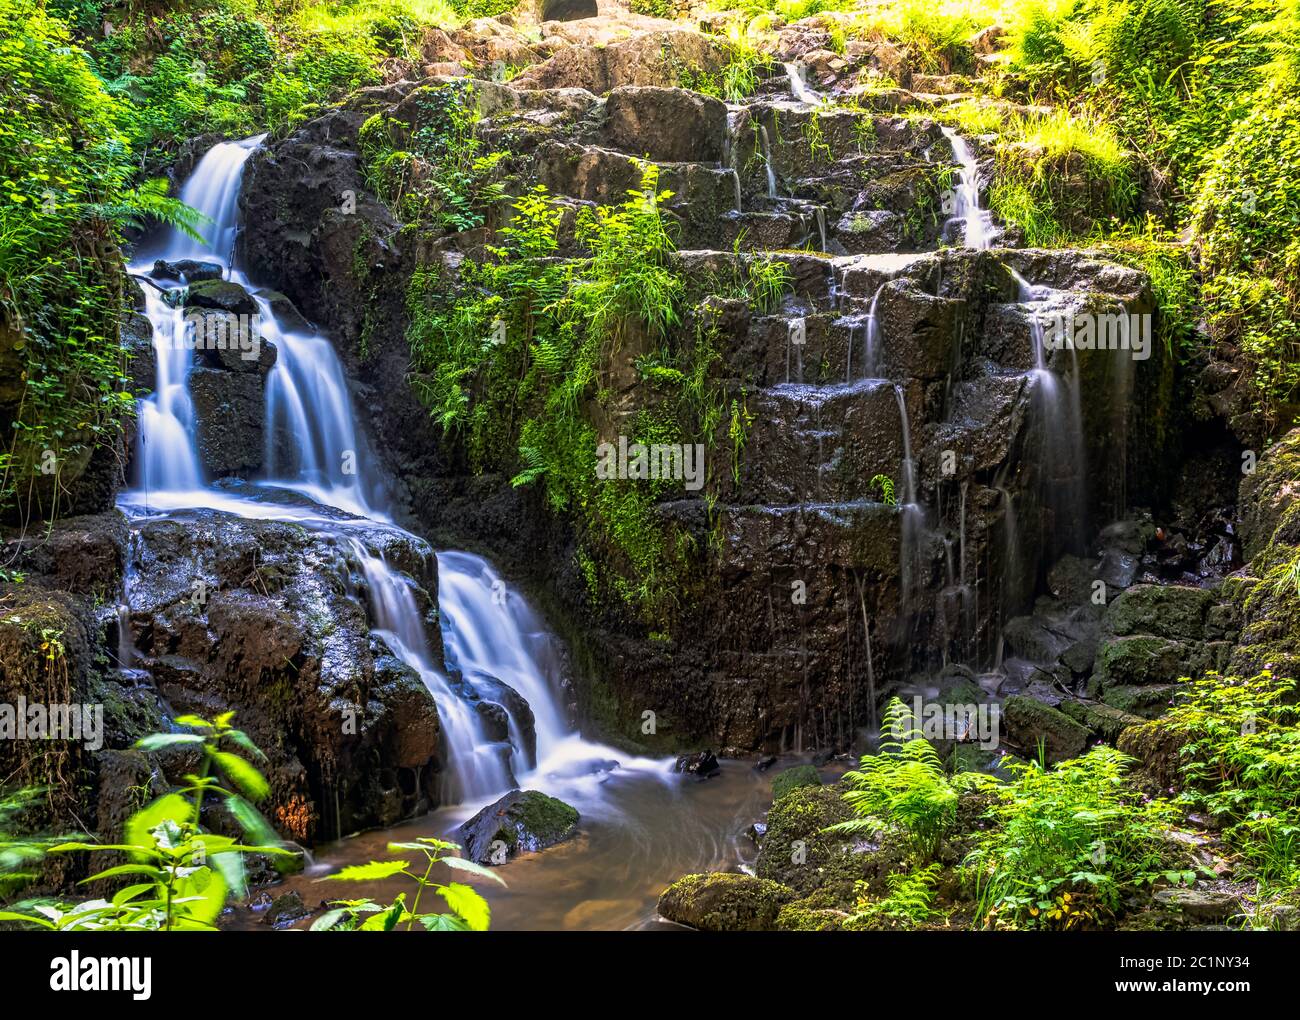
left=454, top=789, right=579, bottom=864
left=152, top=259, right=224, bottom=284
left=674, top=749, right=720, bottom=779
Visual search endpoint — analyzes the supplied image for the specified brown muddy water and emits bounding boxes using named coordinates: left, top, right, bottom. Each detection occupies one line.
left=227, top=755, right=842, bottom=932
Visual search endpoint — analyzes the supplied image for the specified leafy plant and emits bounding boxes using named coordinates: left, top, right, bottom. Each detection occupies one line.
left=964, top=745, right=1183, bottom=929
left=313, top=836, right=505, bottom=931
left=1160, top=670, right=1300, bottom=883
left=0, top=713, right=288, bottom=931
left=851, top=862, right=942, bottom=929
left=829, top=698, right=990, bottom=861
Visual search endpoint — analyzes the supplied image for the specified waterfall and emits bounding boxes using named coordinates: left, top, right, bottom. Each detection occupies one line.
left=351, top=542, right=512, bottom=802
left=124, top=133, right=649, bottom=812
left=260, top=314, right=379, bottom=518
left=941, top=127, right=995, bottom=251
left=864, top=283, right=886, bottom=379
left=894, top=384, right=917, bottom=508
left=1008, top=267, right=1087, bottom=555
left=128, top=138, right=269, bottom=499
left=759, top=125, right=778, bottom=199
left=146, top=135, right=266, bottom=266
left=783, top=62, right=822, bottom=105
left=133, top=282, right=205, bottom=495
left=436, top=551, right=569, bottom=770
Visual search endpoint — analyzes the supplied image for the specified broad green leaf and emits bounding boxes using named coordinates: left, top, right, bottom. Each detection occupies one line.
left=126, top=793, right=194, bottom=855
left=358, top=899, right=403, bottom=931
left=213, top=751, right=270, bottom=801
left=310, top=909, right=348, bottom=931
left=112, top=883, right=157, bottom=907
left=81, top=863, right=163, bottom=883
left=420, top=912, right=470, bottom=931
left=222, top=793, right=283, bottom=848
left=320, top=860, right=411, bottom=882
left=134, top=733, right=205, bottom=751
left=439, top=882, right=490, bottom=931
left=441, top=856, right=507, bottom=886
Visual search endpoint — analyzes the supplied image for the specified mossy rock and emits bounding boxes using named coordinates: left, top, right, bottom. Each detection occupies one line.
left=771, top=764, right=822, bottom=801
left=657, top=872, right=795, bottom=931
left=1117, top=718, right=1189, bottom=792
left=1100, top=683, right=1181, bottom=718
left=1105, top=584, right=1214, bottom=642
left=776, top=900, right=852, bottom=931
left=1092, top=635, right=1187, bottom=689
left=454, top=789, right=579, bottom=864
left=1058, top=700, right=1146, bottom=743
left=755, top=784, right=864, bottom=907
left=1001, top=695, right=1089, bottom=764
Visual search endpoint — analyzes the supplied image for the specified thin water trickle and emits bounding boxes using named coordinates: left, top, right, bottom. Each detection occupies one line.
left=941, top=126, right=995, bottom=251
left=1007, top=266, right=1087, bottom=554
left=783, top=62, right=822, bottom=105
left=864, top=283, right=886, bottom=379
left=759, top=125, right=778, bottom=199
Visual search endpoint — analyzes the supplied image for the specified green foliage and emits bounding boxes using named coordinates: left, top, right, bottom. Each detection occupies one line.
left=359, top=81, right=508, bottom=230
left=829, top=698, right=992, bottom=861
left=0, top=787, right=71, bottom=899
left=1160, top=671, right=1300, bottom=884
left=964, top=745, right=1183, bottom=929
left=869, top=473, right=897, bottom=506
left=851, top=862, right=942, bottom=929
left=0, top=0, right=188, bottom=516
left=313, top=836, right=505, bottom=931
left=407, top=168, right=712, bottom=624
left=0, top=713, right=289, bottom=931
left=1192, top=93, right=1300, bottom=419
left=988, top=110, right=1138, bottom=245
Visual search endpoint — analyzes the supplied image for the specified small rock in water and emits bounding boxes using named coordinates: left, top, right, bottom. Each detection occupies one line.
left=674, top=750, right=720, bottom=779
left=755, top=755, right=777, bottom=772
left=262, top=891, right=310, bottom=927
left=152, top=258, right=224, bottom=283
left=455, top=789, right=580, bottom=865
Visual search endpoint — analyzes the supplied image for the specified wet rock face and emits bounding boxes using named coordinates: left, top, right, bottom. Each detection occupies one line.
left=603, top=86, right=728, bottom=163
left=234, top=36, right=1181, bottom=754
left=5, top=509, right=447, bottom=846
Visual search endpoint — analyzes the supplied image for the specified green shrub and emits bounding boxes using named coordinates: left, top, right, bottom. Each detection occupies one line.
left=964, top=745, right=1184, bottom=929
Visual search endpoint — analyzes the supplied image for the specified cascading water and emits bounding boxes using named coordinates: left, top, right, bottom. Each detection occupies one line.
left=783, top=62, right=822, bottom=105
left=759, top=125, right=778, bottom=199
left=863, top=283, right=886, bottom=379
left=1008, top=268, right=1087, bottom=554
left=941, top=127, right=996, bottom=251
left=146, top=135, right=266, bottom=266
left=133, top=282, right=205, bottom=495
left=435, top=551, right=569, bottom=771
left=352, top=541, right=512, bottom=802
left=124, top=133, right=666, bottom=821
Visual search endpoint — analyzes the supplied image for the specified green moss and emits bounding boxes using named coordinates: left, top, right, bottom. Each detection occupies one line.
left=657, top=872, right=794, bottom=931
left=771, top=764, right=822, bottom=801
left=506, top=790, right=579, bottom=848
left=755, top=784, right=863, bottom=906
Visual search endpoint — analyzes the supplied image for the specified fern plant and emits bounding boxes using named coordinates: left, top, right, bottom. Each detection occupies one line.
left=963, top=745, right=1184, bottom=930
left=828, top=698, right=988, bottom=861
left=851, top=862, right=942, bottom=929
